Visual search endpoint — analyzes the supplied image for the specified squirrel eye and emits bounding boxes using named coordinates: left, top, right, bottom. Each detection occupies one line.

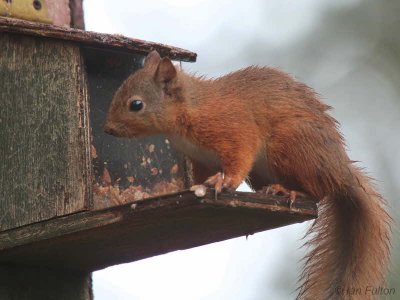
left=129, top=100, right=144, bottom=112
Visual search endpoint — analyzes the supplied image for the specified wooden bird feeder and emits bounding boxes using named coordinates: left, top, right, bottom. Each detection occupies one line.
left=0, top=15, right=317, bottom=300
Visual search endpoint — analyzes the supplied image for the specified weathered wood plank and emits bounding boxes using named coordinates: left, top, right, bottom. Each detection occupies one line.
left=69, top=0, right=85, bottom=29
left=0, top=33, right=90, bottom=231
left=0, top=190, right=317, bottom=272
left=0, top=16, right=197, bottom=62
left=46, top=0, right=71, bottom=27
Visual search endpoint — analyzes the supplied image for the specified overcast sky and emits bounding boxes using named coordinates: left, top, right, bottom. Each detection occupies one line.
left=83, top=1, right=399, bottom=299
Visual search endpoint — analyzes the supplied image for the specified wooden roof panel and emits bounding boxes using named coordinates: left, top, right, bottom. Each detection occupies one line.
left=0, top=16, right=197, bottom=61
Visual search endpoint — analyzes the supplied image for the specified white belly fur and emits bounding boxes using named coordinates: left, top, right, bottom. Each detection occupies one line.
left=168, top=135, right=221, bottom=170
left=168, top=135, right=275, bottom=184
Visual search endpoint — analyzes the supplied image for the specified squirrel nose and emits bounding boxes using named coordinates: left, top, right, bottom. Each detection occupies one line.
left=104, top=126, right=113, bottom=135
left=104, top=122, right=118, bottom=136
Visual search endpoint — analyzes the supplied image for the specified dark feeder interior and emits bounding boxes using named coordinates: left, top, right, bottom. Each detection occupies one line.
left=85, top=48, right=190, bottom=210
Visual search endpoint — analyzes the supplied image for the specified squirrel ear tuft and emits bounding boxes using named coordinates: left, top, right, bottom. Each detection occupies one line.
left=144, top=50, right=161, bottom=68
left=155, top=57, right=177, bottom=85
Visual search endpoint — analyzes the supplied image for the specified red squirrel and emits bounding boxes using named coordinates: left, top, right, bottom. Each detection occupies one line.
left=104, top=50, right=391, bottom=299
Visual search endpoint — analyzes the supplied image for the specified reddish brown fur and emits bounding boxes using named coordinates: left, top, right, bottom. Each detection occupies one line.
left=105, top=51, right=391, bottom=299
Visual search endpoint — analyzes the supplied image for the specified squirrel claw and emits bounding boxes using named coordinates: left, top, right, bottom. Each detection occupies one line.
left=204, top=172, right=224, bottom=193
left=262, top=184, right=290, bottom=196
left=262, top=184, right=305, bottom=208
left=204, top=172, right=235, bottom=194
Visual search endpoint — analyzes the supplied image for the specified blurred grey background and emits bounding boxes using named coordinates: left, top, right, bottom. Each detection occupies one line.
left=84, top=0, right=400, bottom=299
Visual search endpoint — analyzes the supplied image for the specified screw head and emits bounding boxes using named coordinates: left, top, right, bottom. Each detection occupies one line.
left=33, top=0, right=42, bottom=10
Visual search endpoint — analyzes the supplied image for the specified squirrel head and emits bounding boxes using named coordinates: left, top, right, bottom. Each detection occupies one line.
left=104, top=50, right=181, bottom=137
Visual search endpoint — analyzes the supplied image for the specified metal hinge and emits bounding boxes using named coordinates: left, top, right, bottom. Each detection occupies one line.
left=0, top=0, right=51, bottom=24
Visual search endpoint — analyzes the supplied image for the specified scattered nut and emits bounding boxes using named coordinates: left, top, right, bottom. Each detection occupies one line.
left=93, top=179, right=184, bottom=209
left=170, top=164, right=179, bottom=174
left=91, top=145, right=98, bottom=159
left=148, top=144, right=155, bottom=153
left=191, top=184, right=207, bottom=197
left=101, top=168, right=112, bottom=186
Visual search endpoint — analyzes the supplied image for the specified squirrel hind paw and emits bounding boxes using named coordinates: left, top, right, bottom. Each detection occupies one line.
left=261, top=184, right=306, bottom=208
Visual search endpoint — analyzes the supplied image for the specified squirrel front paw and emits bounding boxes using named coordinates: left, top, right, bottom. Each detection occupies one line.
left=204, top=172, right=238, bottom=193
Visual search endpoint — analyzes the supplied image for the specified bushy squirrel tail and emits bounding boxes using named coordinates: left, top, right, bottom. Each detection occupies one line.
left=298, top=165, right=392, bottom=300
